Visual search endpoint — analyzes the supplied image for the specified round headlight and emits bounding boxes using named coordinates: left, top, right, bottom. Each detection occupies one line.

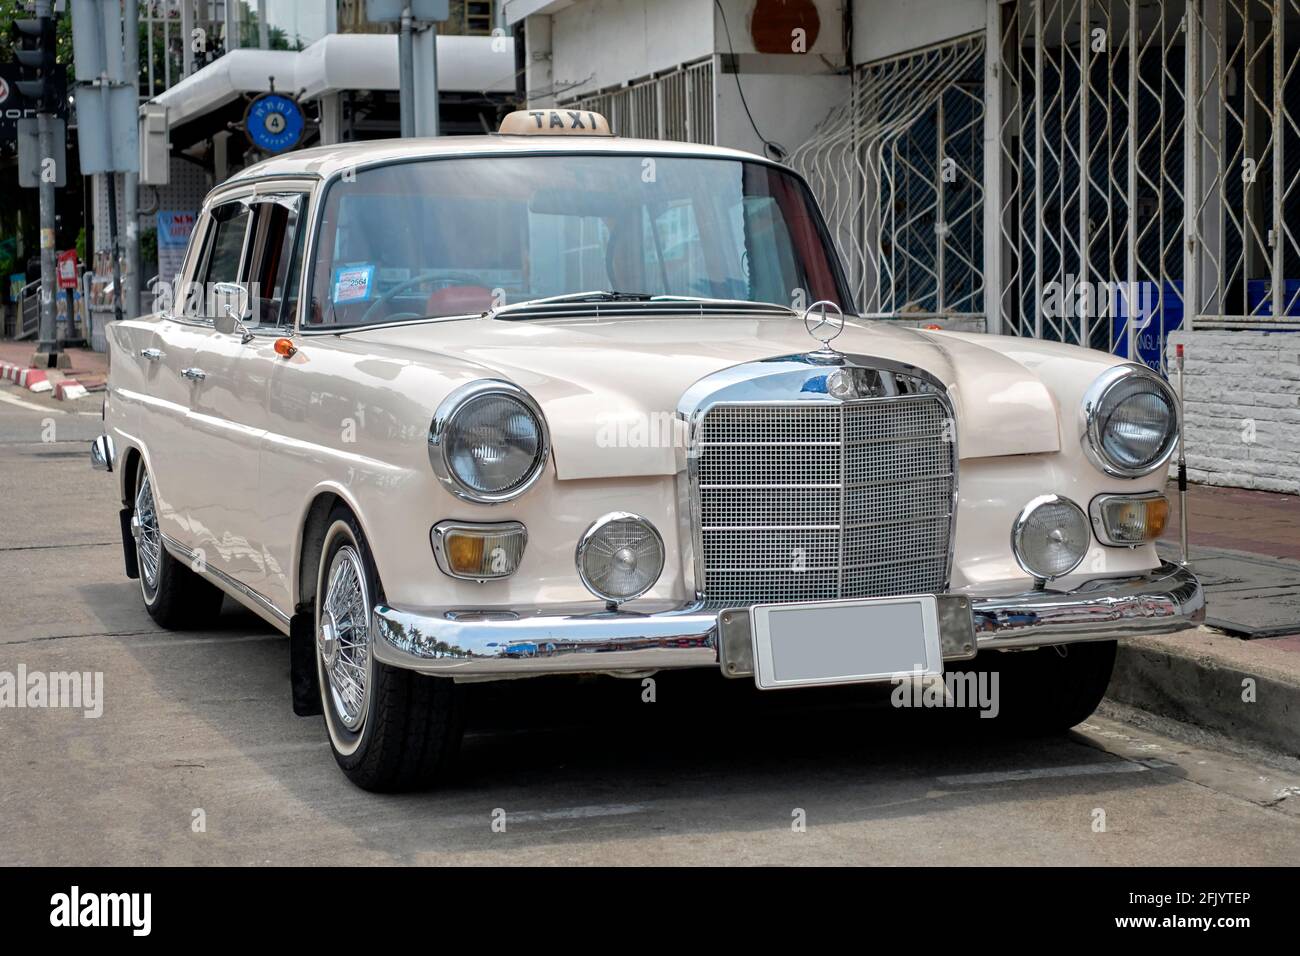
left=576, top=512, right=665, bottom=605
left=1012, top=494, right=1090, bottom=580
left=430, top=381, right=549, bottom=502
left=1083, top=366, right=1178, bottom=477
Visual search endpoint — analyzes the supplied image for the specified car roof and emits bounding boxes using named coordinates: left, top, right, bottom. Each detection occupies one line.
left=225, top=134, right=776, bottom=184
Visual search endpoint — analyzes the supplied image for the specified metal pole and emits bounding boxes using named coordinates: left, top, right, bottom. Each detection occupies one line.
left=427, top=19, right=439, bottom=137
left=1176, top=342, right=1189, bottom=565
left=125, top=0, right=140, bottom=319
left=33, top=0, right=59, bottom=361
left=107, top=171, right=123, bottom=324
left=259, top=0, right=269, bottom=49
left=399, top=5, right=414, bottom=138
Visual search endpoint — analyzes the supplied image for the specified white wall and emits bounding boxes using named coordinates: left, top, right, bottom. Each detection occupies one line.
left=543, top=0, right=845, bottom=99
left=550, top=0, right=716, bottom=99
left=715, top=68, right=850, bottom=159
left=1168, top=330, right=1300, bottom=494
left=852, top=0, right=984, bottom=63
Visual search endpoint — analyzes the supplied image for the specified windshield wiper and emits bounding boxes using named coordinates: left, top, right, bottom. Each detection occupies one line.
left=491, top=291, right=798, bottom=319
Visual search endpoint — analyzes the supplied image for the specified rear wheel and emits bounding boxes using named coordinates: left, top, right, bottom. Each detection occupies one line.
left=316, top=505, right=464, bottom=792
left=133, top=459, right=224, bottom=629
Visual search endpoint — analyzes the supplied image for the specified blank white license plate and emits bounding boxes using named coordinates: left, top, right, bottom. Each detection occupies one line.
left=750, top=594, right=943, bottom=690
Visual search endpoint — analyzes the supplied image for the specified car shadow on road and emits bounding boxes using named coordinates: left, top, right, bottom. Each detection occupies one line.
left=113, top=604, right=1178, bottom=859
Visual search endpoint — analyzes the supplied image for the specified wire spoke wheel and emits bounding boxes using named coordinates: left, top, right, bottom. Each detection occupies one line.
left=134, top=474, right=162, bottom=591
left=319, top=545, right=371, bottom=732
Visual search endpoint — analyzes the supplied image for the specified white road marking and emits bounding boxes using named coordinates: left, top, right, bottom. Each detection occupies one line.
left=504, top=804, right=650, bottom=823
left=936, top=761, right=1149, bottom=786
left=0, top=389, right=62, bottom=413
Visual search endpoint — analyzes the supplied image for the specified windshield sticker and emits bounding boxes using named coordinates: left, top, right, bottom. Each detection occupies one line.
left=332, top=265, right=375, bottom=304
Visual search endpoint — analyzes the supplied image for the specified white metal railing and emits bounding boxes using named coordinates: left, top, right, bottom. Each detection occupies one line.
left=991, top=0, right=1300, bottom=356
left=790, top=34, right=987, bottom=318
left=559, top=59, right=715, bottom=145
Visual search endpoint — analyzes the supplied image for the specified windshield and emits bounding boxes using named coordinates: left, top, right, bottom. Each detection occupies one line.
left=305, top=154, right=850, bottom=327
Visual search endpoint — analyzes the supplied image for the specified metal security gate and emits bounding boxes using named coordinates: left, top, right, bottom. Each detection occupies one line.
left=560, top=59, right=715, bottom=145
left=992, top=0, right=1300, bottom=360
left=794, top=0, right=1299, bottom=367
left=791, top=34, right=987, bottom=319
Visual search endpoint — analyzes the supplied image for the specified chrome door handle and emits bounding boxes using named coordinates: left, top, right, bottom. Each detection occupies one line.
left=139, top=348, right=162, bottom=361
left=180, top=367, right=207, bottom=381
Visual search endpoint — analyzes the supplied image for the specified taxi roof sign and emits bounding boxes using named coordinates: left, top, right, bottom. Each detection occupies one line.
left=499, top=109, right=613, bottom=136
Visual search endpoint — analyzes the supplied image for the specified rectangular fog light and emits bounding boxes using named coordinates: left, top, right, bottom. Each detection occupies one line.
left=432, top=521, right=527, bottom=580
left=1090, top=493, right=1169, bottom=546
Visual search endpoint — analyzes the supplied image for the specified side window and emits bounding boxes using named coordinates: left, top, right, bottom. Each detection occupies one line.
left=245, top=196, right=306, bottom=328
left=194, top=201, right=251, bottom=319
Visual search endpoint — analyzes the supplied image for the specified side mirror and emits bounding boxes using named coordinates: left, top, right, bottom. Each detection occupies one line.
left=212, top=282, right=254, bottom=343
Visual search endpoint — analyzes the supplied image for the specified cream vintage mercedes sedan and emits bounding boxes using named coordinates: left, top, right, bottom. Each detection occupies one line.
left=91, top=110, right=1203, bottom=791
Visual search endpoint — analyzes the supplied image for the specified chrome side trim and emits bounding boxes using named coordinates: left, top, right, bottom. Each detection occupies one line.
left=160, top=533, right=291, bottom=626
left=90, top=435, right=116, bottom=473
left=370, top=561, right=1203, bottom=680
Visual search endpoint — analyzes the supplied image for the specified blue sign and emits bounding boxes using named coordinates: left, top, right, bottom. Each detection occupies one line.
left=244, top=93, right=305, bottom=154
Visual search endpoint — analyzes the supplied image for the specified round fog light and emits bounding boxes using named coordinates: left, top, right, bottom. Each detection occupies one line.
left=576, top=512, right=665, bottom=605
left=1012, top=494, right=1090, bottom=580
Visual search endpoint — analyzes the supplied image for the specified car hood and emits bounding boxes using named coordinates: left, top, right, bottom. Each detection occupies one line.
left=352, top=314, right=1064, bottom=479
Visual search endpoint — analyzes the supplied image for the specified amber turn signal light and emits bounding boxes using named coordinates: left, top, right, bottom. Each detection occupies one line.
left=1090, top=493, right=1169, bottom=546
left=431, top=521, right=527, bottom=580
left=274, top=338, right=296, bottom=357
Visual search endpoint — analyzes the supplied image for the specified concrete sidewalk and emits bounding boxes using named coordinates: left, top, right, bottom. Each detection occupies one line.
left=1107, top=482, right=1300, bottom=757
left=0, top=340, right=108, bottom=401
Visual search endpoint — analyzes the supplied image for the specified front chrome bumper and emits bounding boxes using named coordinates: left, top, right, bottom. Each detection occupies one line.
left=371, top=561, right=1204, bottom=682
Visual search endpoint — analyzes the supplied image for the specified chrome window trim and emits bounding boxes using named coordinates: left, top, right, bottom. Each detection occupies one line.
left=427, top=379, right=551, bottom=504
left=298, top=150, right=856, bottom=335
left=1010, top=493, right=1089, bottom=581
left=676, top=352, right=959, bottom=604
left=1080, top=363, right=1180, bottom=479
left=1088, top=490, right=1169, bottom=548
left=574, top=511, right=666, bottom=605
left=430, top=520, right=528, bottom=581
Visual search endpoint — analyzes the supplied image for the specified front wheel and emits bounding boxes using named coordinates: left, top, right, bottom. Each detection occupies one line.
left=981, top=640, right=1118, bottom=733
left=316, top=506, right=464, bottom=791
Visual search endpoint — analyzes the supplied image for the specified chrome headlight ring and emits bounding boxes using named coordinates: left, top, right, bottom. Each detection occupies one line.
left=1011, top=494, right=1090, bottom=581
left=575, top=512, right=666, bottom=605
left=1081, top=364, right=1180, bottom=479
left=428, top=379, right=551, bottom=504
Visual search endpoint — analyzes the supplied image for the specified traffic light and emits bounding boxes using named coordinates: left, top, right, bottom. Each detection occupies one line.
left=11, top=15, right=57, bottom=111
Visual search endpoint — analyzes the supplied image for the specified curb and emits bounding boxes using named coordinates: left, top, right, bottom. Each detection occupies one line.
left=0, top=362, right=52, bottom=393
left=52, top=380, right=88, bottom=401
left=1108, top=631, right=1300, bottom=758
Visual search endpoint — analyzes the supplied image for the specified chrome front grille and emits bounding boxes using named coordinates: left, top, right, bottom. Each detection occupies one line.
left=694, top=394, right=956, bottom=607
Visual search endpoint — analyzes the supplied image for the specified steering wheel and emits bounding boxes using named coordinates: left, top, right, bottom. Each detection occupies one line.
left=359, top=272, right=488, bottom=324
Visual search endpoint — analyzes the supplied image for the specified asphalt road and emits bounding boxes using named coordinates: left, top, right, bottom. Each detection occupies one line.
left=2, top=391, right=1300, bottom=865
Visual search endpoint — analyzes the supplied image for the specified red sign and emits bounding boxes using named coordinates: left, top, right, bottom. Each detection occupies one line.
left=56, top=250, right=77, bottom=290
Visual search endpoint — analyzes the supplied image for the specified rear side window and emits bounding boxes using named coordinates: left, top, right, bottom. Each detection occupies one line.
left=245, top=197, right=306, bottom=328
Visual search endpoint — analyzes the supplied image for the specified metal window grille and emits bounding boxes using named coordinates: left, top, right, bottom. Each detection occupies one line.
left=794, top=1, right=1300, bottom=365
left=789, top=34, right=987, bottom=319
left=559, top=59, right=715, bottom=145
